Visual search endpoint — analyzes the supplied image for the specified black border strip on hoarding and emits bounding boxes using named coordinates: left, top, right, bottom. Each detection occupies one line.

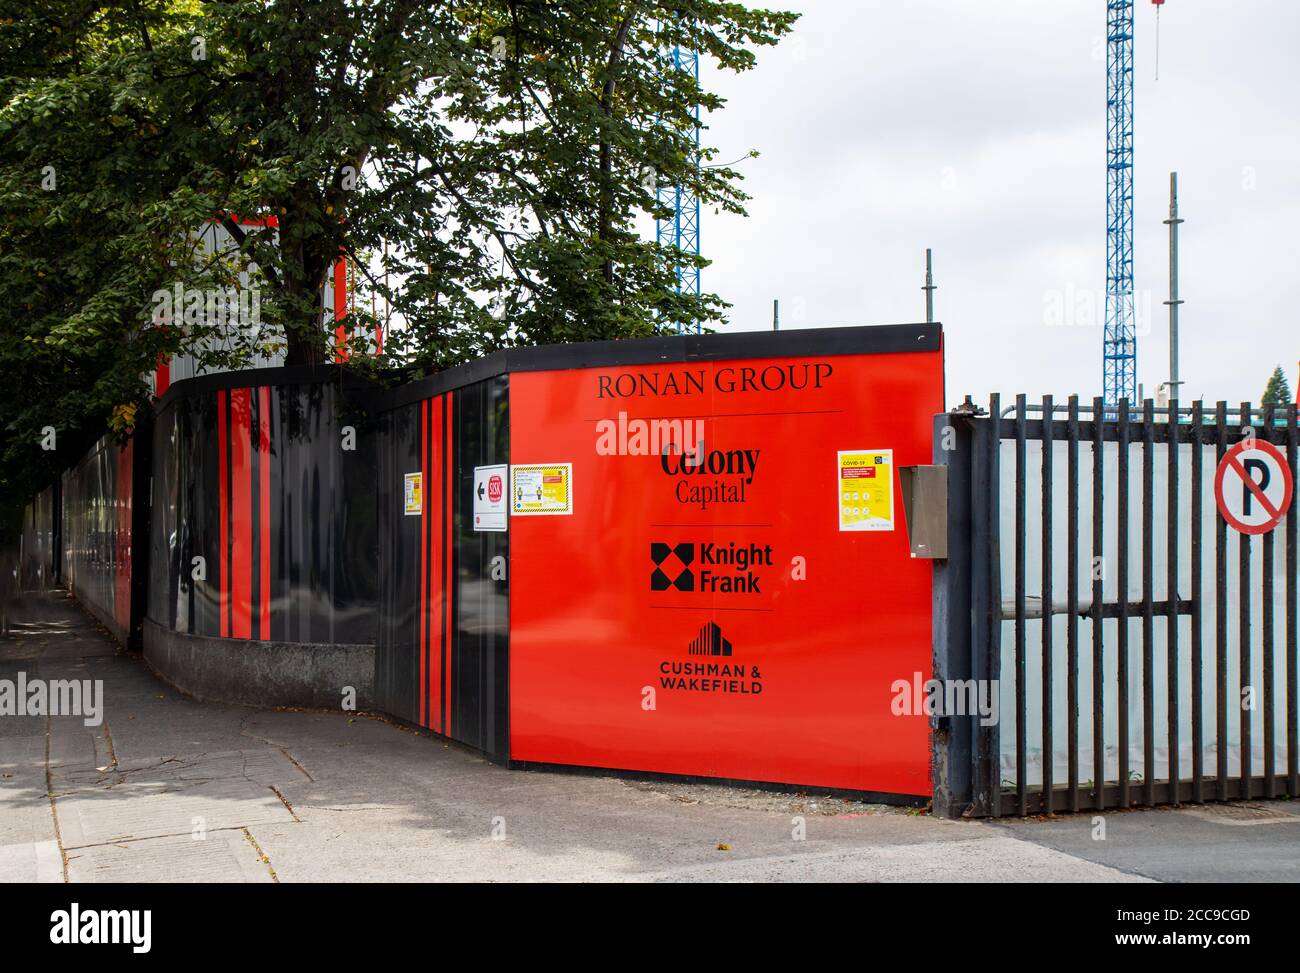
left=153, top=323, right=943, bottom=416
left=153, top=364, right=376, bottom=411
left=386, top=322, right=942, bottom=409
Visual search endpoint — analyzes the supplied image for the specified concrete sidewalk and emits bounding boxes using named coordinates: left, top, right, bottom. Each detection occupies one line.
left=2, top=591, right=1297, bottom=883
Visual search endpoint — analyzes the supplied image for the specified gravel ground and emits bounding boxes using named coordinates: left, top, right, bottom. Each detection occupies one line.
left=620, top=778, right=918, bottom=817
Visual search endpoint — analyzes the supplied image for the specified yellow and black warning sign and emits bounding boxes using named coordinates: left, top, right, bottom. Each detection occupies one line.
left=511, top=463, right=573, bottom=516
left=403, top=472, right=422, bottom=516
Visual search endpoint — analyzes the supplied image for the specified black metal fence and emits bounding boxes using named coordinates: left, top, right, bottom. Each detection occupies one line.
left=934, top=396, right=1298, bottom=817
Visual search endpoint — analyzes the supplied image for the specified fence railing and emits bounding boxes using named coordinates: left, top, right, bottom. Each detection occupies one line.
left=933, top=396, right=1298, bottom=817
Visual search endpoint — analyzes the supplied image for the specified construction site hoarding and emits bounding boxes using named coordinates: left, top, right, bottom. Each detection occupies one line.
left=375, top=323, right=944, bottom=797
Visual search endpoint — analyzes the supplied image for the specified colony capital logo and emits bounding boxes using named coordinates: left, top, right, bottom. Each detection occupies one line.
left=50, top=904, right=152, bottom=953
left=661, top=446, right=761, bottom=510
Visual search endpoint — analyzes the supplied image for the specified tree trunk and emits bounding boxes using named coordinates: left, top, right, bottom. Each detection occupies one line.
left=598, top=10, right=639, bottom=285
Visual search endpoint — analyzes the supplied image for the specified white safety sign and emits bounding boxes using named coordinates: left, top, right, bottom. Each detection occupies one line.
left=473, top=464, right=508, bottom=532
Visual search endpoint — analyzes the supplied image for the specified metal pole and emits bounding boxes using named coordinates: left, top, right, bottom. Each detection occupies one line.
left=923, top=248, right=936, bottom=323
left=773, top=299, right=779, bottom=332
left=1164, top=172, right=1184, bottom=397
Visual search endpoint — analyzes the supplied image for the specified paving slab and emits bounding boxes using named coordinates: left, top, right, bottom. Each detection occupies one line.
left=993, top=802, right=1300, bottom=883
left=3, top=592, right=1298, bottom=883
left=66, top=829, right=276, bottom=883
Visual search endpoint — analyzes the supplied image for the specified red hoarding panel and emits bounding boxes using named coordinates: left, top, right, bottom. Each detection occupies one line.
left=442, top=393, right=454, bottom=734
left=418, top=394, right=448, bottom=733
left=230, top=387, right=253, bottom=640
left=218, top=390, right=229, bottom=638
left=508, top=350, right=942, bottom=796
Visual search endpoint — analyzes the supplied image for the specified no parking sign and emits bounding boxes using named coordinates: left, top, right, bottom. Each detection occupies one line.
left=1214, top=439, right=1294, bottom=535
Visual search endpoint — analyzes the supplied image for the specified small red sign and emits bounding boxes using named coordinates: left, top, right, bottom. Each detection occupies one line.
left=488, top=475, right=503, bottom=503
left=1214, top=439, right=1293, bottom=535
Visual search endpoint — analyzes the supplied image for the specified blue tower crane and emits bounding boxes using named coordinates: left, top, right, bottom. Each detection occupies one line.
left=656, top=45, right=701, bottom=334
left=1104, top=1, right=1137, bottom=409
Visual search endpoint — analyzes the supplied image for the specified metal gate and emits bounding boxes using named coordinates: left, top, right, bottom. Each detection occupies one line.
left=933, top=396, right=1298, bottom=817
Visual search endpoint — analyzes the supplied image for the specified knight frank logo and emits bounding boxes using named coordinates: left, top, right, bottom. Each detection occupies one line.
left=651, top=539, right=773, bottom=594
left=650, top=542, right=695, bottom=591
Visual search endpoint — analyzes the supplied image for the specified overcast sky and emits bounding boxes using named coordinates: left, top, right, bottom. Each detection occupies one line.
left=689, top=0, right=1299, bottom=408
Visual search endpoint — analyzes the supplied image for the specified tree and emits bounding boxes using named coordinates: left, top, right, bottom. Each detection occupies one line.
left=0, top=1, right=798, bottom=514
left=1261, top=365, right=1293, bottom=409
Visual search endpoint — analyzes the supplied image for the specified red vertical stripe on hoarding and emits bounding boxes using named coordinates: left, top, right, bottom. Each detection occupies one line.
left=334, top=257, right=349, bottom=363
left=218, top=390, right=229, bottom=638
left=419, top=399, right=429, bottom=727
left=428, top=396, right=443, bottom=732
left=443, top=393, right=454, bottom=735
left=155, top=357, right=170, bottom=396
left=432, top=397, right=440, bottom=729
left=230, top=388, right=253, bottom=640
left=259, top=386, right=271, bottom=639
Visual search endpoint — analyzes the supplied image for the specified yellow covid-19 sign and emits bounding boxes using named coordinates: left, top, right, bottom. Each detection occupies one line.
left=837, top=449, right=893, bottom=531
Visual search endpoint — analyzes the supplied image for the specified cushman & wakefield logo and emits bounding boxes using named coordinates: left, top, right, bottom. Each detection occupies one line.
left=657, top=622, right=763, bottom=695
left=650, top=540, right=774, bottom=594
left=688, top=621, right=732, bottom=656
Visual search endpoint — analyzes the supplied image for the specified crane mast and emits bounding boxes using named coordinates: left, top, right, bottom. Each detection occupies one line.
left=1104, top=1, right=1137, bottom=409
left=656, top=44, right=702, bottom=335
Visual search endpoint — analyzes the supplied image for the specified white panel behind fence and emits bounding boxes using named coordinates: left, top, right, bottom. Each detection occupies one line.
left=996, top=436, right=1294, bottom=789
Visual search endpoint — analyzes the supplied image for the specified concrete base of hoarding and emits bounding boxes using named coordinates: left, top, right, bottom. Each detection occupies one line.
left=378, top=713, right=930, bottom=805
left=68, top=584, right=129, bottom=649
left=506, top=759, right=930, bottom=808
left=143, top=618, right=374, bottom=711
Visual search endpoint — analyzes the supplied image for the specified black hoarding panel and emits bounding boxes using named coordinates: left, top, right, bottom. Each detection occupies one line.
left=147, top=376, right=376, bottom=647
left=451, top=376, right=509, bottom=761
